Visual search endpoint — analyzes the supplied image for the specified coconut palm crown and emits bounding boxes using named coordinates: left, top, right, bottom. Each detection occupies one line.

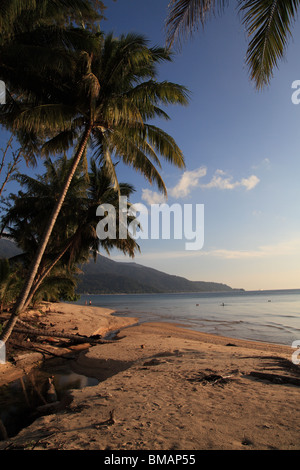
left=0, top=32, right=189, bottom=342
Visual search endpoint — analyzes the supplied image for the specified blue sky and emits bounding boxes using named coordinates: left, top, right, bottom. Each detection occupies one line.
left=99, top=0, right=300, bottom=290
left=1, top=1, right=300, bottom=290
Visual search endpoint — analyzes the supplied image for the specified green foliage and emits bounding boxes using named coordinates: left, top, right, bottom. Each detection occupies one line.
left=0, top=258, right=10, bottom=283
left=0, top=2, right=189, bottom=338
left=0, top=0, right=104, bottom=37
left=3, top=32, right=189, bottom=197
left=165, top=0, right=228, bottom=49
left=60, top=292, right=81, bottom=302
left=31, top=269, right=79, bottom=304
left=165, top=0, right=300, bottom=89
left=0, top=258, right=24, bottom=311
left=3, top=153, right=141, bottom=307
left=0, top=1, right=103, bottom=144
left=0, top=0, right=104, bottom=222
left=239, top=0, right=300, bottom=89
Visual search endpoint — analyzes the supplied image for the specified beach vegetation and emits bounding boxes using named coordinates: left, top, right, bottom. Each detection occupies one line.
left=0, top=0, right=105, bottom=227
left=0, top=258, right=23, bottom=313
left=0, top=1, right=189, bottom=343
left=1, top=153, right=140, bottom=309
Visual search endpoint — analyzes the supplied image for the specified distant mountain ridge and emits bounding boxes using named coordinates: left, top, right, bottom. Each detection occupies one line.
left=77, top=254, right=235, bottom=294
left=0, top=238, right=23, bottom=258
left=0, top=239, right=238, bottom=294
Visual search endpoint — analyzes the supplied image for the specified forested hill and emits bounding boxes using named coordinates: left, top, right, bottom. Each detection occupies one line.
left=0, top=239, right=238, bottom=294
left=77, top=254, right=236, bottom=294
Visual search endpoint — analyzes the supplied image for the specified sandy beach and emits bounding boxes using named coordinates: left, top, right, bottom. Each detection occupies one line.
left=0, top=301, right=299, bottom=451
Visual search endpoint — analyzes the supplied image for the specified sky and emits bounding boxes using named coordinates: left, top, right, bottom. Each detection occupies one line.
left=1, top=1, right=300, bottom=291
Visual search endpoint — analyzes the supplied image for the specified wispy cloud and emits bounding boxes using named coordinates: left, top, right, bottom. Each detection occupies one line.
left=251, top=158, right=271, bottom=170
left=141, top=189, right=167, bottom=205
left=252, top=210, right=263, bottom=217
left=169, top=167, right=207, bottom=198
left=141, top=167, right=260, bottom=205
left=200, top=170, right=260, bottom=191
left=112, top=238, right=300, bottom=262
left=199, top=238, right=300, bottom=259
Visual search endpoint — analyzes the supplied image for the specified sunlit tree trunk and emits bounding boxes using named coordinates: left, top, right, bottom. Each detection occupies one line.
left=0, top=124, right=92, bottom=343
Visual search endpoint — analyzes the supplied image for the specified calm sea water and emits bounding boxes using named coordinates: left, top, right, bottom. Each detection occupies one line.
left=74, top=289, right=300, bottom=346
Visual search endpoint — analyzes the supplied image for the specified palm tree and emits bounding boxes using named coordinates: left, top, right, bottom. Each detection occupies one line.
left=0, top=0, right=103, bottom=136
left=0, top=0, right=103, bottom=102
left=3, top=154, right=140, bottom=309
left=0, top=32, right=189, bottom=342
left=0, top=0, right=102, bottom=36
left=165, top=0, right=300, bottom=89
left=0, top=1, right=103, bottom=228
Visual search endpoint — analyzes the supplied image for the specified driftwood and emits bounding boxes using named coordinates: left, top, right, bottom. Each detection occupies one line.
left=13, top=326, right=114, bottom=344
left=249, top=371, right=300, bottom=386
left=13, top=319, right=114, bottom=345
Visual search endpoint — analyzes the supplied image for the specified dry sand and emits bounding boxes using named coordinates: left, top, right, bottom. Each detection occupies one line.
left=0, top=301, right=299, bottom=451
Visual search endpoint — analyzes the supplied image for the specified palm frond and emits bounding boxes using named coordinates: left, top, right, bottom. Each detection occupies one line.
left=99, top=32, right=157, bottom=88
left=108, top=130, right=168, bottom=195
left=0, top=0, right=102, bottom=37
left=97, top=97, right=144, bottom=127
left=239, top=0, right=300, bottom=89
left=41, top=128, right=79, bottom=156
left=165, top=0, right=228, bottom=49
left=101, top=146, right=120, bottom=192
left=12, top=104, right=76, bottom=134
left=125, top=80, right=190, bottom=109
left=143, top=124, right=186, bottom=169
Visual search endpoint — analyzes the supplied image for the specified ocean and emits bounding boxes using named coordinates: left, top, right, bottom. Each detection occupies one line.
left=74, top=289, right=300, bottom=346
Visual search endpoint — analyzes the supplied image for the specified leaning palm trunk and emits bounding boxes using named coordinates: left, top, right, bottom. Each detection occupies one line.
left=1, top=34, right=189, bottom=343
left=22, top=238, right=76, bottom=311
left=0, top=124, right=92, bottom=343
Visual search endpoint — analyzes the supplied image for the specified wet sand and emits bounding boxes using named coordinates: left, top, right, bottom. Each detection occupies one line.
left=0, top=302, right=299, bottom=450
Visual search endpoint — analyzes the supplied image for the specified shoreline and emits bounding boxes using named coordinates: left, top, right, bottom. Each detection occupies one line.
left=0, top=301, right=138, bottom=388
left=119, top=318, right=294, bottom=349
left=75, top=290, right=300, bottom=348
left=0, top=301, right=299, bottom=450
left=60, top=299, right=295, bottom=349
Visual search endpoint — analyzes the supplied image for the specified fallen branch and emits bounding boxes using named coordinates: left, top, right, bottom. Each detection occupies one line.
left=249, top=371, right=300, bottom=386
left=11, top=341, right=76, bottom=359
left=13, top=322, right=114, bottom=345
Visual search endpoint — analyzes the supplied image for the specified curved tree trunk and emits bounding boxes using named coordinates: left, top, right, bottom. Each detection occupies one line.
left=0, top=124, right=92, bottom=344
left=23, top=236, right=76, bottom=311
